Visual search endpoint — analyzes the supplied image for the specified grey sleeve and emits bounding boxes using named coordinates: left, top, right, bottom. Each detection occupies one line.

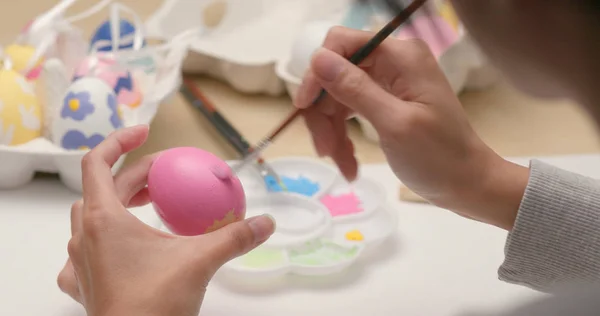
left=498, top=159, right=600, bottom=292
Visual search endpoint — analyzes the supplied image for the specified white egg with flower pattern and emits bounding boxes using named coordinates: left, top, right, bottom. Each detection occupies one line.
left=52, top=77, right=124, bottom=151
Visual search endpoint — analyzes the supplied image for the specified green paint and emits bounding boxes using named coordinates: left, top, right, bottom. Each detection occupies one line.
left=289, top=240, right=360, bottom=266
left=241, top=247, right=287, bottom=269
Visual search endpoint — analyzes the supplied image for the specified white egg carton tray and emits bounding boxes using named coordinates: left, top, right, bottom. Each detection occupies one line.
left=159, top=157, right=397, bottom=284
left=145, top=0, right=353, bottom=95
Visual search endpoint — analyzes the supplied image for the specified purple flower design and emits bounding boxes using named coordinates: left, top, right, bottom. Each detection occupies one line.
left=61, top=91, right=95, bottom=121
left=61, top=130, right=105, bottom=150
left=107, top=93, right=123, bottom=129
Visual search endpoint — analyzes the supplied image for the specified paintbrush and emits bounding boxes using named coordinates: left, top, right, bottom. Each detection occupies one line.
left=180, top=77, right=288, bottom=191
left=231, top=0, right=428, bottom=173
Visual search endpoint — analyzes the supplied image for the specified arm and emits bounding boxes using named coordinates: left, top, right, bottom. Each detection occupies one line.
left=499, top=160, right=600, bottom=292
left=460, top=286, right=600, bottom=316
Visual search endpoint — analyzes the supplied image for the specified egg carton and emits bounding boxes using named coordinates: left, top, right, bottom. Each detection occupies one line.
left=0, top=1, right=198, bottom=192
left=147, top=0, right=499, bottom=96
left=145, top=0, right=353, bottom=96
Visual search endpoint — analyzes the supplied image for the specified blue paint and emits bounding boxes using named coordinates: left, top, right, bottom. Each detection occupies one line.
left=61, top=91, right=94, bottom=121
left=266, top=176, right=320, bottom=197
left=114, top=73, right=133, bottom=94
left=90, top=19, right=147, bottom=52
left=61, top=130, right=105, bottom=150
left=106, top=93, right=123, bottom=129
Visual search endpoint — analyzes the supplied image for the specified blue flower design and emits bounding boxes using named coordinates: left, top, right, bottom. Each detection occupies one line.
left=61, top=91, right=95, bottom=121
left=61, top=130, right=105, bottom=150
left=107, top=93, right=123, bottom=129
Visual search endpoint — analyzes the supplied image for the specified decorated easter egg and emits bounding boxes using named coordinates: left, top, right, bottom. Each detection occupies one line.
left=148, top=147, right=246, bottom=236
left=52, top=77, right=123, bottom=150
left=73, top=55, right=143, bottom=108
left=90, top=19, right=146, bottom=52
left=0, top=68, right=42, bottom=146
left=4, top=44, right=45, bottom=80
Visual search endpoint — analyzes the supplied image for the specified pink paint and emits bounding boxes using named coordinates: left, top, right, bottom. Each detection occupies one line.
left=320, top=192, right=363, bottom=217
left=74, top=55, right=143, bottom=107
left=397, top=15, right=459, bottom=58
left=148, top=147, right=246, bottom=236
left=25, top=65, right=43, bottom=80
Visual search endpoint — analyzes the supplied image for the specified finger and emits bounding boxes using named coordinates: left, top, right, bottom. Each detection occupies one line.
left=303, top=109, right=335, bottom=157
left=294, top=27, right=379, bottom=109
left=310, top=48, right=398, bottom=127
left=81, top=125, right=149, bottom=208
left=329, top=112, right=358, bottom=181
left=127, top=187, right=151, bottom=208
left=322, top=26, right=381, bottom=64
left=201, top=215, right=275, bottom=270
left=113, top=153, right=159, bottom=206
left=57, top=259, right=82, bottom=303
left=70, top=199, right=83, bottom=236
left=294, top=70, right=323, bottom=109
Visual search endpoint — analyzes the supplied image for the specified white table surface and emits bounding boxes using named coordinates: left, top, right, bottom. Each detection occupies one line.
left=4, top=154, right=600, bottom=316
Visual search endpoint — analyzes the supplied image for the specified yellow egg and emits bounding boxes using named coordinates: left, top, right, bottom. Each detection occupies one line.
left=4, top=44, right=45, bottom=80
left=0, top=69, right=43, bottom=146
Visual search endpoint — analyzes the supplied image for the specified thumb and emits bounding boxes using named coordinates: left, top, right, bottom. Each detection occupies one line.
left=311, top=48, right=397, bottom=126
left=203, top=214, right=276, bottom=267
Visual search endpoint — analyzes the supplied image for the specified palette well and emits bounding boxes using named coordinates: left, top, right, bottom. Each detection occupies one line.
left=216, top=157, right=396, bottom=281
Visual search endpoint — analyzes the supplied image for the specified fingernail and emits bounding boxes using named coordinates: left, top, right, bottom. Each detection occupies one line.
left=313, top=48, right=344, bottom=82
left=248, top=214, right=276, bottom=243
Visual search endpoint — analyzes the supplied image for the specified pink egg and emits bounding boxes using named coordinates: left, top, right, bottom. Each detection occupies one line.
left=147, top=147, right=246, bottom=236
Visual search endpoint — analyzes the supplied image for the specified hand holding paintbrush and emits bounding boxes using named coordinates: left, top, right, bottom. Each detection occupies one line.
left=232, top=0, right=428, bottom=173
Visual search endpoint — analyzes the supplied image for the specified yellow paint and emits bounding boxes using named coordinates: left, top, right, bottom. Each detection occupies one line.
left=68, top=99, right=80, bottom=111
left=79, top=146, right=90, bottom=151
left=128, top=96, right=142, bottom=109
left=204, top=209, right=242, bottom=233
left=4, top=44, right=44, bottom=77
left=345, top=230, right=364, bottom=242
left=438, top=1, right=460, bottom=32
left=0, top=69, right=42, bottom=146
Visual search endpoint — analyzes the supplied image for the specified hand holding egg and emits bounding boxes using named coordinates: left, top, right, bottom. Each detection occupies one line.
left=148, top=147, right=246, bottom=236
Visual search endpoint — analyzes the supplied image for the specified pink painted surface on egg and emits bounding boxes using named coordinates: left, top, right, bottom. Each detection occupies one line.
left=25, top=65, right=43, bottom=80
left=148, top=147, right=246, bottom=236
left=397, top=15, right=459, bottom=58
left=74, top=55, right=143, bottom=107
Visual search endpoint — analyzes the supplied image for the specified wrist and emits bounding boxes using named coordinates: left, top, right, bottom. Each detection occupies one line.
left=470, top=154, right=529, bottom=230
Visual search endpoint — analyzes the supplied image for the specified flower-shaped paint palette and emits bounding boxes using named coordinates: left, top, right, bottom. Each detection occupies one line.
left=219, top=157, right=396, bottom=282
